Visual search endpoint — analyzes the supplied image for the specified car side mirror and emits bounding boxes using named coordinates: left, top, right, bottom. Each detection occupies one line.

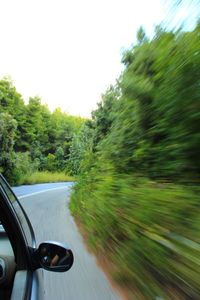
left=33, top=241, right=74, bottom=272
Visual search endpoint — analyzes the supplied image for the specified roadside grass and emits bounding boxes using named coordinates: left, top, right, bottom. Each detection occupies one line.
left=19, top=171, right=75, bottom=185
left=70, top=173, right=200, bottom=299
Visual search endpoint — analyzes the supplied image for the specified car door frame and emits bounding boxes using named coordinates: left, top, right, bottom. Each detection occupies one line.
left=0, top=175, right=36, bottom=299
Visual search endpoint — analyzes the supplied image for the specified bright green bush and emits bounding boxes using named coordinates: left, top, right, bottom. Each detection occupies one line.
left=12, top=152, right=39, bottom=185
left=21, top=171, right=74, bottom=185
left=70, top=172, right=200, bottom=299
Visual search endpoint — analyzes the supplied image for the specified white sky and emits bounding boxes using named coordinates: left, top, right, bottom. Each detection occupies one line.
left=0, top=0, right=197, bottom=117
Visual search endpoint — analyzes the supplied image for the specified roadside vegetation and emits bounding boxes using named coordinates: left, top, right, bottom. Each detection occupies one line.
left=16, top=171, right=75, bottom=185
left=0, top=80, right=85, bottom=185
left=69, top=23, right=200, bottom=299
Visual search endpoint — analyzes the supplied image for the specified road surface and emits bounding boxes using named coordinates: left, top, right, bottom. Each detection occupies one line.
left=13, top=183, right=122, bottom=300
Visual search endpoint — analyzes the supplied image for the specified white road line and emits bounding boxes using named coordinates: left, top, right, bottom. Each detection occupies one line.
left=18, top=186, right=70, bottom=199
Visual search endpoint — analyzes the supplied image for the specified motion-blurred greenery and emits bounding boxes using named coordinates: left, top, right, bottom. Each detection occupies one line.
left=71, top=173, right=200, bottom=299
left=70, top=22, right=200, bottom=299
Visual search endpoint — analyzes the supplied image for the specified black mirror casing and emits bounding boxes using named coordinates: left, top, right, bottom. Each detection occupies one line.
left=32, top=241, right=74, bottom=272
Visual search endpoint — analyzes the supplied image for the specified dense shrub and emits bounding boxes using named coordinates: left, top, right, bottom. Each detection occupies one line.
left=71, top=172, right=200, bottom=299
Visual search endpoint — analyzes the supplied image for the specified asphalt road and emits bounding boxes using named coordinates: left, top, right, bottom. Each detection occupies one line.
left=14, top=183, right=122, bottom=300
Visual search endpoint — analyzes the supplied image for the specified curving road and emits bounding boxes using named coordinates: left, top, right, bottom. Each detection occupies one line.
left=13, top=183, right=122, bottom=300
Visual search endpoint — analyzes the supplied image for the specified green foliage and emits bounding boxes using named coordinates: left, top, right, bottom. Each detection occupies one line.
left=137, top=26, right=148, bottom=45
left=43, top=153, right=56, bottom=172
left=71, top=170, right=200, bottom=299
left=91, top=85, right=119, bottom=148
left=49, top=108, right=84, bottom=156
left=20, top=171, right=74, bottom=185
left=93, top=24, right=200, bottom=179
left=70, top=23, right=200, bottom=299
left=0, top=78, right=85, bottom=184
left=0, top=78, right=26, bottom=151
left=55, top=146, right=65, bottom=170
left=12, top=152, right=39, bottom=185
left=67, top=121, right=94, bottom=175
left=0, top=112, right=17, bottom=184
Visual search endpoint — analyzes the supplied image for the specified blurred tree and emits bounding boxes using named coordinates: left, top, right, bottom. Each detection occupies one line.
left=68, top=121, right=94, bottom=175
left=55, top=146, right=65, bottom=170
left=136, top=26, right=148, bottom=45
left=91, top=85, right=119, bottom=148
left=71, top=21, right=200, bottom=300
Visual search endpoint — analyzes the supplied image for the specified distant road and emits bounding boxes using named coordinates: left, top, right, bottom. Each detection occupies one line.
left=14, top=183, right=122, bottom=300
left=13, top=182, right=74, bottom=197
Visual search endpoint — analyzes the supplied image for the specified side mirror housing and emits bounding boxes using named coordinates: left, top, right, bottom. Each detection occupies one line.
left=32, top=241, right=74, bottom=272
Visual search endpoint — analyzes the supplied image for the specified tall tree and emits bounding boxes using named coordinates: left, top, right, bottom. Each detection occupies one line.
left=0, top=78, right=26, bottom=151
left=0, top=113, right=17, bottom=182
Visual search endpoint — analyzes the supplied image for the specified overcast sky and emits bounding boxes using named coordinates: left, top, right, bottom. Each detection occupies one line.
left=0, top=0, right=198, bottom=117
